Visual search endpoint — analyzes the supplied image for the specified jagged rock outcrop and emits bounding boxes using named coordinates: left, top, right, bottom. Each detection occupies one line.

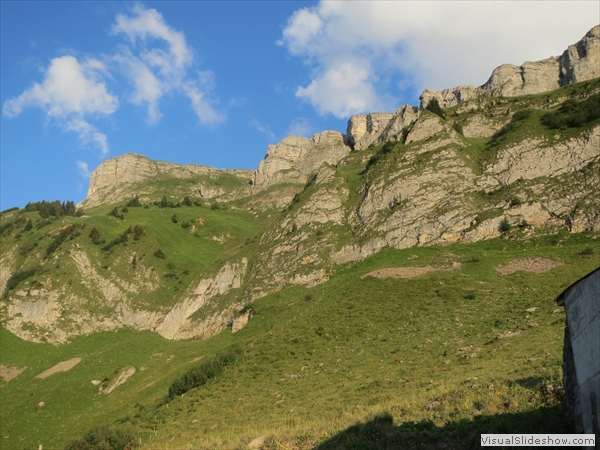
left=82, top=153, right=253, bottom=208
left=157, top=258, right=247, bottom=340
left=420, top=25, right=600, bottom=109
left=253, top=131, right=350, bottom=189
left=345, top=113, right=395, bottom=150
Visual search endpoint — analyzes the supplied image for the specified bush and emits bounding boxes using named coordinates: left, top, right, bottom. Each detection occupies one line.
left=168, top=347, right=241, bottom=399
left=154, top=249, right=166, bottom=259
left=107, top=207, right=124, bottom=220
left=5, top=267, right=38, bottom=292
left=182, top=196, right=192, bottom=206
left=132, top=225, right=144, bottom=241
left=47, top=224, right=82, bottom=255
left=171, top=214, right=178, bottom=224
left=23, top=218, right=33, bottom=231
left=89, top=227, right=101, bottom=242
left=577, top=247, right=594, bottom=256
left=101, top=229, right=129, bottom=252
left=541, top=94, right=600, bottom=129
left=499, top=218, right=511, bottom=233
left=426, top=98, right=446, bottom=119
left=64, top=425, right=137, bottom=450
left=126, top=195, right=142, bottom=207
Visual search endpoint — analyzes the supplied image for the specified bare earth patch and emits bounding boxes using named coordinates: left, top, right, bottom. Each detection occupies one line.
left=35, top=358, right=81, bottom=379
left=101, top=367, right=136, bottom=394
left=362, top=266, right=435, bottom=279
left=496, top=258, right=563, bottom=276
left=0, top=365, right=27, bottom=384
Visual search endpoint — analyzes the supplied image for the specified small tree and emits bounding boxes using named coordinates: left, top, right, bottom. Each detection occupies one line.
left=182, top=196, right=192, bottom=206
left=89, top=227, right=101, bottom=241
left=171, top=214, right=178, bottom=224
left=23, top=218, right=33, bottom=231
left=499, top=217, right=511, bottom=234
left=132, top=254, right=137, bottom=267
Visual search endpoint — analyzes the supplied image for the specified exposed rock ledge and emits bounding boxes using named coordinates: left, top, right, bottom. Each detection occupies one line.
left=420, top=25, right=600, bottom=109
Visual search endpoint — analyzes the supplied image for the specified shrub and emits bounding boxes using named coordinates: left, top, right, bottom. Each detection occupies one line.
left=126, top=195, right=142, bottom=207
left=47, top=224, right=82, bottom=255
left=365, top=154, right=380, bottom=170
left=132, top=225, right=144, bottom=241
left=0, top=220, right=14, bottom=235
left=171, top=214, right=178, bottom=224
left=64, top=425, right=137, bottom=450
left=426, top=98, right=446, bottom=119
left=168, top=346, right=241, bottom=399
left=182, top=196, right=192, bottom=206
left=5, top=267, right=38, bottom=292
left=154, top=249, right=166, bottom=259
left=23, top=218, right=33, bottom=231
left=181, top=221, right=192, bottom=229
left=577, top=247, right=594, bottom=256
left=194, top=199, right=203, bottom=207
left=541, top=94, right=600, bottom=129
left=499, top=218, right=512, bottom=233
left=101, top=229, right=129, bottom=252
left=381, top=141, right=395, bottom=154
left=89, top=227, right=101, bottom=242
left=452, top=122, right=464, bottom=135
left=107, top=207, right=124, bottom=220
left=210, top=203, right=221, bottom=210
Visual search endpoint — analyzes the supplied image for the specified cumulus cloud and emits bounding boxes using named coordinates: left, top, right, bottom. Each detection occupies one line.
left=2, top=55, right=117, bottom=155
left=280, top=1, right=599, bottom=118
left=112, top=4, right=224, bottom=125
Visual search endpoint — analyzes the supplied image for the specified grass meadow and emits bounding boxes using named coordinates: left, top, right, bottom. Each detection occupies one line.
left=1, top=230, right=598, bottom=449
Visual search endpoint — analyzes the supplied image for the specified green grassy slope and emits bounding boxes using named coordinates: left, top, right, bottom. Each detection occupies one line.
left=2, top=231, right=597, bottom=449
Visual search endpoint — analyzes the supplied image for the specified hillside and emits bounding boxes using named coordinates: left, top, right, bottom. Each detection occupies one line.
left=0, top=25, right=599, bottom=450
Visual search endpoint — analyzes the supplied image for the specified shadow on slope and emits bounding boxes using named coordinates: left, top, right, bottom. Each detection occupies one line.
left=314, top=406, right=576, bottom=450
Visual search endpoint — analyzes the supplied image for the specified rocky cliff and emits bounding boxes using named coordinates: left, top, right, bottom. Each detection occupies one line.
left=81, top=153, right=253, bottom=209
left=419, top=25, right=600, bottom=110
left=2, top=26, right=599, bottom=344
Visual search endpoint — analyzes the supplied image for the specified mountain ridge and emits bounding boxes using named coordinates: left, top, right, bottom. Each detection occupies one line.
left=1, top=26, right=599, bottom=346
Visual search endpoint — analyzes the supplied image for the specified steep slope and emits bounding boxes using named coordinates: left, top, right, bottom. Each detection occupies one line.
left=1, top=27, right=599, bottom=346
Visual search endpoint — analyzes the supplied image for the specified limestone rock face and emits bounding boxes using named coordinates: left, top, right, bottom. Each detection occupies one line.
left=560, top=25, right=600, bottom=84
left=82, top=153, right=253, bottom=208
left=232, top=310, right=252, bottom=333
left=156, top=258, right=248, bottom=340
left=345, top=113, right=394, bottom=150
left=377, top=105, right=419, bottom=144
left=419, top=25, right=600, bottom=109
left=253, top=131, right=350, bottom=189
left=490, top=125, right=600, bottom=184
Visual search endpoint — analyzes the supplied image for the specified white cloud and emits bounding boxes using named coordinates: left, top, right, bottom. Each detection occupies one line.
left=2, top=55, right=117, bottom=156
left=250, top=118, right=276, bottom=142
left=112, top=4, right=223, bottom=125
left=280, top=1, right=600, bottom=117
left=76, top=160, right=91, bottom=179
left=287, top=117, right=312, bottom=138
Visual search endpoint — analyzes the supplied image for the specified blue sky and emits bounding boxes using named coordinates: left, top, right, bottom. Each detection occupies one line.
left=1, top=1, right=598, bottom=209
